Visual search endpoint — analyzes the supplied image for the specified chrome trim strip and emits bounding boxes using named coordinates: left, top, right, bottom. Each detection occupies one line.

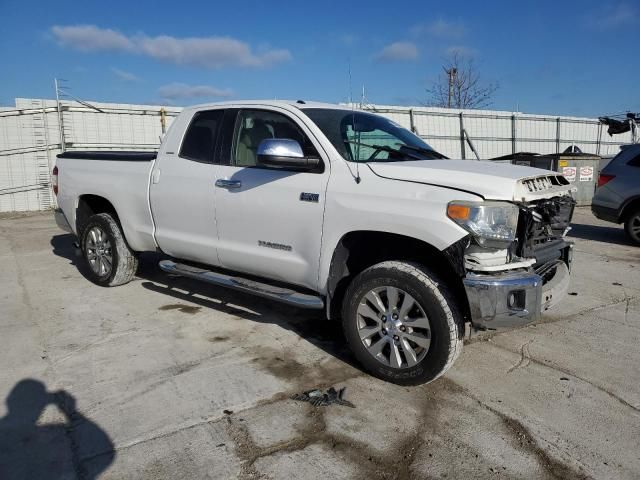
left=159, top=260, right=324, bottom=310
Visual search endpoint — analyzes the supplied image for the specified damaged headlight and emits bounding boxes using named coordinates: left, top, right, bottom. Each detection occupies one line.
left=447, top=201, right=519, bottom=245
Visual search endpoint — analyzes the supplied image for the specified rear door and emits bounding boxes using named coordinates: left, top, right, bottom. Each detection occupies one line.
left=149, top=108, right=224, bottom=265
left=213, top=107, right=330, bottom=290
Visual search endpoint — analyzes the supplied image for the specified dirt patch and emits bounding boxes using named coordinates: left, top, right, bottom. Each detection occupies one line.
left=208, top=336, right=230, bottom=343
left=158, top=304, right=201, bottom=314
left=248, top=345, right=362, bottom=392
left=432, top=378, right=589, bottom=480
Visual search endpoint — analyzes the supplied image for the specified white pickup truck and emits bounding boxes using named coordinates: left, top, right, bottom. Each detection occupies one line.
left=54, top=100, right=575, bottom=385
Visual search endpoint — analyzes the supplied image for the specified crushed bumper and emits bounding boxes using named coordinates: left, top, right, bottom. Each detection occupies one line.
left=463, top=257, right=571, bottom=330
left=54, top=208, right=73, bottom=233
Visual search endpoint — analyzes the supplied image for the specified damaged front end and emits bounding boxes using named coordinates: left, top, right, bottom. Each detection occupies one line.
left=454, top=194, right=575, bottom=330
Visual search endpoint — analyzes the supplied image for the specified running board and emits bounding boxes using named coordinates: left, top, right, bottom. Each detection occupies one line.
left=158, top=260, right=324, bottom=310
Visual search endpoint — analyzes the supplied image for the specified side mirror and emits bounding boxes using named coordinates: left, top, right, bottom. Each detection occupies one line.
left=256, top=139, right=320, bottom=170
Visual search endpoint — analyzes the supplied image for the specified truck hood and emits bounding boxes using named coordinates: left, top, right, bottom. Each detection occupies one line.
left=367, top=159, right=573, bottom=202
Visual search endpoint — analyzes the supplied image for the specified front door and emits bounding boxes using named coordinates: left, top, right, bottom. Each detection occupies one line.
left=213, top=108, right=329, bottom=290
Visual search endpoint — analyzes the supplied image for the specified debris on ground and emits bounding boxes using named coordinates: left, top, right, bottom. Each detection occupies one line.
left=291, top=387, right=355, bottom=408
left=568, top=292, right=578, bottom=296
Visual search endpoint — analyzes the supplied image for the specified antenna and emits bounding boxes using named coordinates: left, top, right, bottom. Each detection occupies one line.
left=348, top=58, right=353, bottom=106
left=345, top=59, right=360, bottom=184
left=55, top=79, right=105, bottom=113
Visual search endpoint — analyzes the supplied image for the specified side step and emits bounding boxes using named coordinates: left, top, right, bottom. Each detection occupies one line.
left=158, top=260, right=324, bottom=310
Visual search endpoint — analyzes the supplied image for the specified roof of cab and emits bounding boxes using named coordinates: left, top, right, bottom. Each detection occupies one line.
left=184, top=99, right=352, bottom=112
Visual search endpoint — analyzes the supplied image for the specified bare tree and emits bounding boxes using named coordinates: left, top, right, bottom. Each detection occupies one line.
left=425, top=53, right=498, bottom=109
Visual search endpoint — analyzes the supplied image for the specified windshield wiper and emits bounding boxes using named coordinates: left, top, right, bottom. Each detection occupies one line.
left=345, top=141, right=423, bottom=161
left=396, top=143, right=448, bottom=159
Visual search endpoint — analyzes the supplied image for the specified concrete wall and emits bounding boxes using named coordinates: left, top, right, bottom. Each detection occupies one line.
left=0, top=98, right=632, bottom=212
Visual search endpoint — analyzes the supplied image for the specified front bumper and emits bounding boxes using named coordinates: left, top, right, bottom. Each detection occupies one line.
left=463, top=255, right=571, bottom=330
left=54, top=208, right=73, bottom=233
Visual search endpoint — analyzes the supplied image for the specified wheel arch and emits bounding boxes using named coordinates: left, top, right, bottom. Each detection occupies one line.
left=325, top=230, right=470, bottom=322
left=76, top=194, right=120, bottom=238
left=620, top=195, right=640, bottom=222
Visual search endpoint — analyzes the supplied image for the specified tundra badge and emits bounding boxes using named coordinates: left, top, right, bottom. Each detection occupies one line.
left=300, top=192, right=320, bottom=203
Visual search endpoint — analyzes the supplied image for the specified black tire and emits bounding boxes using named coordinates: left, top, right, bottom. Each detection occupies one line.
left=624, top=208, right=640, bottom=246
left=80, top=213, right=138, bottom=287
left=342, top=261, right=463, bottom=385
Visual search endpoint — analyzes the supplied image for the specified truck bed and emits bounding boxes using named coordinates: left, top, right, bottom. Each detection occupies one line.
left=57, top=151, right=157, bottom=161
left=55, top=151, right=158, bottom=252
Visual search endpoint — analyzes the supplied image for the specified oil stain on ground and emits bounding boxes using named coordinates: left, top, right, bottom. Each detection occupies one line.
left=209, top=336, right=230, bottom=343
left=159, top=303, right=202, bottom=314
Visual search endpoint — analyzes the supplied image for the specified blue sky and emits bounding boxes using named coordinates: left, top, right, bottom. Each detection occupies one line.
left=0, top=0, right=638, bottom=117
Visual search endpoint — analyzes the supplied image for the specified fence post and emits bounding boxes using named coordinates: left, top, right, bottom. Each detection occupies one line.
left=55, top=79, right=66, bottom=152
left=511, top=114, right=517, bottom=154
left=409, top=109, right=418, bottom=134
left=160, top=107, right=167, bottom=134
left=556, top=117, right=561, bottom=154
left=459, top=112, right=466, bottom=159
left=596, top=122, right=602, bottom=156
left=42, top=107, right=52, bottom=173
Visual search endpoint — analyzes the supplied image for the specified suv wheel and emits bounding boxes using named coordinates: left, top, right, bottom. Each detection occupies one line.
left=342, top=261, right=463, bottom=385
left=625, top=209, right=640, bottom=245
left=81, top=213, right=138, bottom=286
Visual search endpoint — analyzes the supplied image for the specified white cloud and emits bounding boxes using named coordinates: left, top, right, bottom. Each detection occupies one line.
left=157, top=83, right=233, bottom=99
left=411, top=19, right=466, bottom=39
left=584, top=3, right=639, bottom=30
left=52, top=25, right=134, bottom=52
left=111, top=67, right=140, bottom=82
left=375, top=42, right=419, bottom=62
left=51, top=25, right=291, bottom=69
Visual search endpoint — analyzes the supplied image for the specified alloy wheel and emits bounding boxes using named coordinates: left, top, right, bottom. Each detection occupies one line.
left=356, top=286, right=431, bottom=369
left=85, top=226, right=113, bottom=277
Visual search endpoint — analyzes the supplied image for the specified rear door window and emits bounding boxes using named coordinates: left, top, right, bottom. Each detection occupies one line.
left=627, top=154, right=640, bottom=167
left=179, top=110, right=224, bottom=163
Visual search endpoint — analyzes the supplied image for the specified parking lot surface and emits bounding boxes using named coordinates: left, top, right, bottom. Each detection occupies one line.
left=0, top=207, right=639, bottom=479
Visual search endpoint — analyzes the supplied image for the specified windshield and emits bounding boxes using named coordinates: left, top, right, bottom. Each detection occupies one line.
left=303, top=108, right=446, bottom=162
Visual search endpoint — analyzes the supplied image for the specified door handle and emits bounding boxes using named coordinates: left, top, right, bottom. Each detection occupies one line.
left=215, top=179, right=242, bottom=189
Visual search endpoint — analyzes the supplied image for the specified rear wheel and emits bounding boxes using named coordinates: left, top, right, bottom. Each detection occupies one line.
left=624, top=209, right=640, bottom=245
left=81, top=213, right=138, bottom=286
left=342, top=261, right=463, bottom=385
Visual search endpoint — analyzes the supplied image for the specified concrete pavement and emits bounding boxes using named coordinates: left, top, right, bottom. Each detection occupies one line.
left=0, top=208, right=638, bottom=479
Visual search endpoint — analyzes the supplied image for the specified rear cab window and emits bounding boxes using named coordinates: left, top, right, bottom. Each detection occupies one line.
left=179, top=110, right=225, bottom=163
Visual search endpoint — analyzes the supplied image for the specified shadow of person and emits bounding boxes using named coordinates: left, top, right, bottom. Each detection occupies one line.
left=0, top=379, right=115, bottom=480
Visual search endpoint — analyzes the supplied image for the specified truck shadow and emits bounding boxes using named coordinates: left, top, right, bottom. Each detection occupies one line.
left=50, top=234, right=360, bottom=374
left=568, top=223, right=632, bottom=246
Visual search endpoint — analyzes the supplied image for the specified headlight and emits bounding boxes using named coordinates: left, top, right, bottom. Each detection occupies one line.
left=447, top=201, right=519, bottom=245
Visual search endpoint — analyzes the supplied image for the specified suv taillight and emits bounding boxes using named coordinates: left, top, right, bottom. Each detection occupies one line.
left=52, top=165, right=59, bottom=195
left=597, top=173, right=615, bottom=188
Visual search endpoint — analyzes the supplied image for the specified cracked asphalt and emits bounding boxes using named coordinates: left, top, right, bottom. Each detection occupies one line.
left=0, top=207, right=639, bottom=479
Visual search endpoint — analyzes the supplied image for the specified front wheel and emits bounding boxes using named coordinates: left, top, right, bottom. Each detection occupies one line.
left=81, top=213, right=138, bottom=286
left=342, top=261, right=463, bottom=385
left=624, top=208, right=640, bottom=245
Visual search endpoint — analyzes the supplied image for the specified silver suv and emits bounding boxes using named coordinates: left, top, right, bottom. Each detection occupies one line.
left=592, top=144, right=640, bottom=244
